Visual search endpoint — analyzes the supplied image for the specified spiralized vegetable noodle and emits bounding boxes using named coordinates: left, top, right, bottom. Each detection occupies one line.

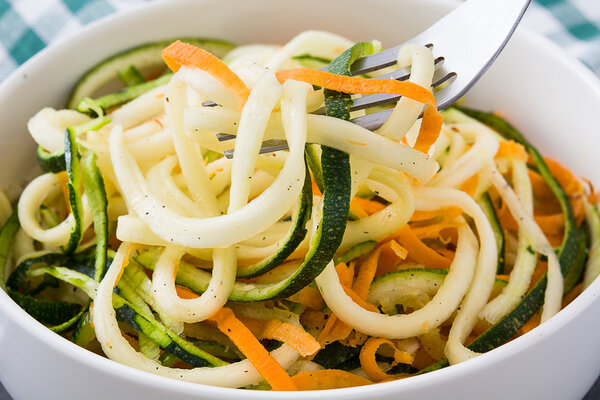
left=1, top=30, right=597, bottom=391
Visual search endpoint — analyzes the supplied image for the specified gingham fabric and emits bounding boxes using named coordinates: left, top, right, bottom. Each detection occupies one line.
left=0, top=0, right=599, bottom=83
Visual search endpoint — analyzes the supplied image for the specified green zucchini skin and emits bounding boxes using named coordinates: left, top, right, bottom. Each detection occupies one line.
left=563, top=225, right=589, bottom=294
left=304, top=145, right=324, bottom=193
left=454, top=106, right=579, bottom=277
left=334, top=240, right=377, bottom=265
left=81, top=151, right=109, bottom=281
left=63, top=125, right=84, bottom=254
left=72, top=311, right=96, bottom=347
left=49, top=300, right=91, bottom=333
left=292, top=54, right=332, bottom=69
left=118, top=65, right=146, bottom=87
left=135, top=43, right=378, bottom=302
left=235, top=165, right=312, bottom=279
left=37, top=116, right=110, bottom=178
left=36, top=146, right=66, bottom=173
left=312, top=341, right=362, bottom=369
left=6, top=246, right=107, bottom=292
left=76, top=73, right=172, bottom=116
left=369, top=268, right=507, bottom=315
left=0, top=210, right=20, bottom=290
left=7, top=290, right=81, bottom=326
left=312, top=340, right=418, bottom=374
left=478, top=192, right=505, bottom=274
left=39, top=266, right=228, bottom=368
left=7, top=252, right=67, bottom=292
left=5, top=246, right=103, bottom=333
left=63, top=117, right=111, bottom=254
left=111, top=296, right=226, bottom=367
left=17, top=116, right=109, bottom=323
left=137, top=143, right=352, bottom=301
left=415, top=107, right=586, bottom=376
left=67, top=38, right=235, bottom=109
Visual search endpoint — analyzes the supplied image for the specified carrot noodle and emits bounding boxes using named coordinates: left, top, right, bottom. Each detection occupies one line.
left=360, top=337, right=414, bottom=381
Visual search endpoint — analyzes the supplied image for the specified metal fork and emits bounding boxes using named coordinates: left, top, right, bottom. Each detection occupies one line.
left=220, top=0, right=531, bottom=158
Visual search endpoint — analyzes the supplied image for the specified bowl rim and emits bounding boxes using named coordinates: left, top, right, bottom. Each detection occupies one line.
left=1, top=0, right=600, bottom=397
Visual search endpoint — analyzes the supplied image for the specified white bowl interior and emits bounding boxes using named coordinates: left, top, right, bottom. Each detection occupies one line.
left=1, top=0, right=600, bottom=399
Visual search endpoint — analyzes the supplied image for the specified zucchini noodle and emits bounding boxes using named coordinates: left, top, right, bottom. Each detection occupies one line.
left=3, top=30, right=592, bottom=391
left=93, top=244, right=301, bottom=388
left=489, top=164, right=563, bottom=322
left=18, top=173, right=93, bottom=248
left=480, top=160, right=537, bottom=324
left=412, top=187, right=497, bottom=364
left=377, top=44, right=435, bottom=141
left=315, top=222, right=477, bottom=339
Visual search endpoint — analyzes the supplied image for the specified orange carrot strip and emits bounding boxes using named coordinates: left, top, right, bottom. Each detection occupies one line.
left=497, top=199, right=518, bottom=232
left=114, top=245, right=135, bottom=288
left=311, top=174, right=321, bottom=196
left=376, top=240, right=408, bottom=277
left=349, top=198, right=369, bottom=219
left=352, top=247, right=382, bottom=299
left=460, top=173, right=479, bottom=197
left=261, top=319, right=320, bottom=357
left=582, top=177, right=598, bottom=204
left=162, top=41, right=250, bottom=109
left=410, top=207, right=463, bottom=222
left=317, top=314, right=340, bottom=345
left=410, top=221, right=462, bottom=240
left=287, top=286, right=324, bottom=310
left=317, top=263, right=355, bottom=345
left=275, top=69, right=435, bottom=106
left=352, top=197, right=387, bottom=215
left=545, top=158, right=586, bottom=225
left=413, top=105, right=444, bottom=153
left=495, top=140, right=528, bottom=161
left=57, top=171, right=71, bottom=211
left=291, top=369, right=373, bottom=390
left=335, top=262, right=355, bottom=287
left=275, top=68, right=443, bottom=154
left=236, top=316, right=264, bottom=337
left=359, top=337, right=414, bottom=382
left=175, top=285, right=199, bottom=299
left=318, top=288, right=378, bottom=346
left=177, top=287, right=321, bottom=358
left=317, top=290, right=380, bottom=346
left=394, top=226, right=452, bottom=269
left=535, top=213, right=565, bottom=236
left=342, top=287, right=380, bottom=313
left=209, top=307, right=297, bottom=391
left=562, top=282, right=583, bottom=308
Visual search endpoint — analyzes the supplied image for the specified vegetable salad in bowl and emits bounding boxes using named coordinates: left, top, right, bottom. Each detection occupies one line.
left=1, top=30, right=596, bottom=391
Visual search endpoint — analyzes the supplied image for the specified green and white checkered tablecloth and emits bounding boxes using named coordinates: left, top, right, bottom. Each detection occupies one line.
left=0, top=0, right=599, bottom=82
left=0, top=1, right=599, bottom=400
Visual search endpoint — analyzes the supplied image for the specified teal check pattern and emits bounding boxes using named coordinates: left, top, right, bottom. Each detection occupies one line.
left=0, top=0, right=599, bottom=81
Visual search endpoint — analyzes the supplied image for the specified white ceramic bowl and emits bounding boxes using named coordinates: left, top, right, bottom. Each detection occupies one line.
left=2, top=0, right=600, bottom=399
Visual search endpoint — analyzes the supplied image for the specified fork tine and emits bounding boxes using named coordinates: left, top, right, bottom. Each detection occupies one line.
left=308, top=56, right=445, bottom=114
left=219, top=71, right=457, bottom=155
left=224, top=140, right=289, bottom=159
left=223, top=0, right=530, bottom=157
left=216, top=133, right=236, bottom=141
left=223, top=106, right=393, bottom=158
left=362, top=55, right=444, bottom=82
left=344, top=44, right=434, bottom=76
left=349, top=68, right=455, bottom=112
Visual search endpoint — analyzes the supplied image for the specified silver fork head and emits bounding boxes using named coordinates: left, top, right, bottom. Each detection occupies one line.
left=221, top=0, right=531, bottom=158
left=350, top=0, right=530, bottom=110
left=408, top=0, right=531, bottom=109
